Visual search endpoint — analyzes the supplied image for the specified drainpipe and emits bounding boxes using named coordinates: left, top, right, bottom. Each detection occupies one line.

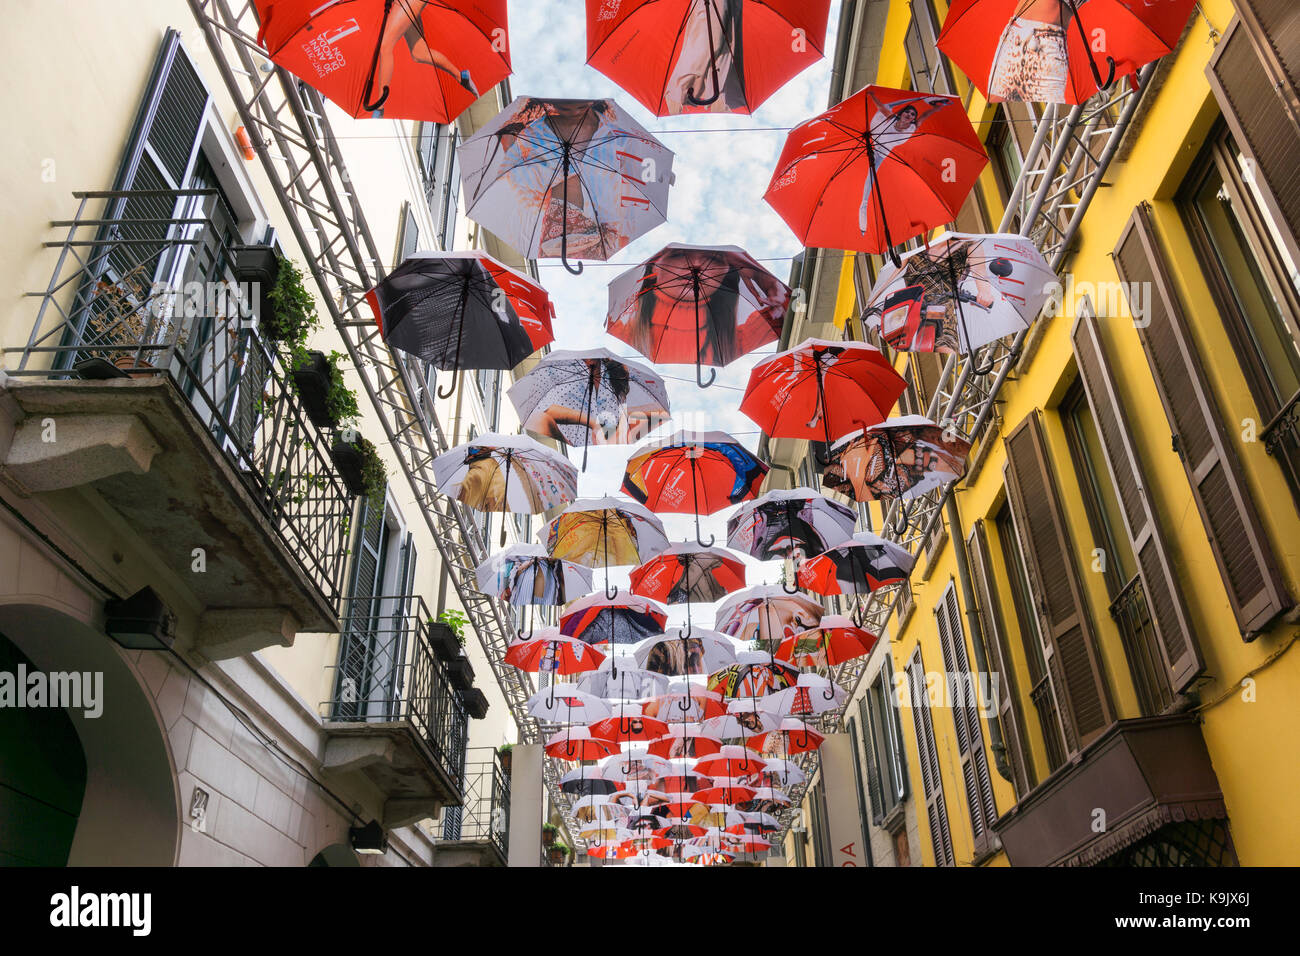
left=945, top=494, right=1014, bottom=784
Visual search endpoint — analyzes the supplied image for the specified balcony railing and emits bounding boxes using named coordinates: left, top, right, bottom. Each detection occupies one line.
left=441, top=747, right=510, bottom=860
left=1109, top=574, right=1173, bottom=716
left=13, top=188, right=350, bottom=605
left=1262, top=386, right=1300, bottom=506
left=326, top=593, right=469, bottom=790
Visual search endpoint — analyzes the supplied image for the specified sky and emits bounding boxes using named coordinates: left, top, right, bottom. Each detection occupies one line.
left=503, top=0, right=843, bottom=634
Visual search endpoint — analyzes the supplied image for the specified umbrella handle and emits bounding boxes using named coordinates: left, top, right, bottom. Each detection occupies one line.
left=695, top=359, right=717, bottom=389
left=683, top=5, right=724, bottom=107
left=970, top=347, right=997, bottom=377
left=559, top=147, right=584, bottom=276
left=1065, top=0, right=1117, bottom=91
left=781, top=576, right=800, bottom=595
left=892, top=499, right=911, bottom=536
left=436, top=373, right=457, bottom=399
left=361, top=0, right=395, bottom=112
left=605, top=580, right=619, bottom=600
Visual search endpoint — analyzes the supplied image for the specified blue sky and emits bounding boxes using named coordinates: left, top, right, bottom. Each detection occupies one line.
left=504, top=1, right=842, bottom=630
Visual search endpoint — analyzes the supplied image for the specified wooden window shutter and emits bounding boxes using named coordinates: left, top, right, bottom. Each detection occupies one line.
left=1229, top=2, right=1300, bottom=132
left=905, top=648, right=955, bottom=866
left=336, top=495, right=390, bottom=717
left=966, top=520, right=1035, bottom=796
left=1113, top=205, right=1292, bottom=637
left=1002, top=412, right=1115, bottom=754
left=858, top=695, right=886, bottom=821
left=934, top=583, right=998, bottom=854
left=1208, top=17, right=1300, bottom=268
left=1071, top=307, right=1205, bottom=693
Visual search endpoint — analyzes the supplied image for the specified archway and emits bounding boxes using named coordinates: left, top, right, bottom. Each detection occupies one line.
left=308, top=843, right=361, bottom=867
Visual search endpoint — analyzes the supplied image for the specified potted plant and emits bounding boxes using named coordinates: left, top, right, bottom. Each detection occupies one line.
left=263, top=254, right=319, bottom=346
left=446, top=651, right=474, bottom=692
left=541, top=822, right=558, bottom=847
left=292, top=349, right=358, bottom=429
left=427, top=609, right=464, bottom=661
left=232, top=243, right=279, bottom=326
left=497, top=743, right=513, bottom=775
left=547, top=841, right=570, bottom=866
left=462, top=687, right=489, bottom=720
left=79, top=265, right=186, bottom=377
left=330, top=432, right=385, bottom=501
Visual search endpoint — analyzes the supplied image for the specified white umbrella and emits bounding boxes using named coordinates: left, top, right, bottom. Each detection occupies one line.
left=476, top=543, right=593, bottom=610
left=432, top=432, right=577, bottom=536
left=634, top=627, right=740, bottom=677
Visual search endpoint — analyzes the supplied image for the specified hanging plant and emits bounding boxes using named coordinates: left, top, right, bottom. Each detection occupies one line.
left=330, top=433, right=386, bottom=502
left=438, top=609, right=469, bottom=646
left=264, top=255, right=320, bottom=346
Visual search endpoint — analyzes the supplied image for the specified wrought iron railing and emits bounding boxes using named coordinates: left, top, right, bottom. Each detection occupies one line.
left=13, top=188, right=351, bottom=605
left=441, top=747, right=510, bottom=860
left=1262, top=386, right=1300, bottom=506
left=326, top=594, right=469, bottom=790
left=1109, top=573, right=1173, bottom=716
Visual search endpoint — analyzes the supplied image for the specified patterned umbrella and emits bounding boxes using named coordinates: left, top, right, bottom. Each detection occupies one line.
left=605, top=243, right=789, bottom=387
left=746, top=717, right=824, bottom=756
left=459, top=96, right=675, bottom=274
left=560, top=593, right=668, bottom=647
left=546, top=497, right=670, bottom=598
left=525, top=683, right=612, bottom=724
left=475, top=543, right=593, bottom=613
left=560, top=764, right=625, bottom=797
left=631, top=543, right=747, bottom=638
left=725, top=487, right=857, bottom=565
left=713, top=585, right=824, bottom=646
left=796, top=531, right=915, bottom=597
left=507, top=348, right=670, bottom=468
left=432, top=433, right=577, bottom=540
left=366, top=253, right=554, bottom=391
left=634, top=627, right=740, bottom=677
left=706, top=654, right=799, bottom=699
left=622, top=430, right=768, bottom=545
left=504, top=628, right=606, bottom=675
left=775, top=615, right=878, bottom=669
left=577, top=658, right=670, bottom=699
left=760, top=673, right=846, bottom=717
left=545, top=726, right=620, bottom=761
left=645, top=722, right=724, bottom=759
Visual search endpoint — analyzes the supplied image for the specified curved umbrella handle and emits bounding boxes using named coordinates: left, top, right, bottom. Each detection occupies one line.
left=695, top=527, right=716, bottom=548
left=781, top=577, right=800, bottom=595
left=1065, top=0, right=1117, bottom=91
left=361, top=0, right=395, bottom=112
left=683, top=9, right=723, bottom=107
left=436, top=372, right=457, bottom=400
left=970, top=347, right=998, bottom=377
left=559, top=149, right=585, bottom=276
left=696, top=358, right=717, bottom=389
left=362, top=84, right=390, bottom=113
left=893, top=499, right=911, bottom=536
left=604, top=580, right=619, bottom=600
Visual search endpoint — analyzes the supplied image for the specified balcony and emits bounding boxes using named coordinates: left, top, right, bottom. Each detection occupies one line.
left=992, top=715, right=1234, bottom=866
left=2, top=189, right=351, bottom=657
left=434, top=747, right=510, bottom=867
left=322, top=594, right=469, bottom=828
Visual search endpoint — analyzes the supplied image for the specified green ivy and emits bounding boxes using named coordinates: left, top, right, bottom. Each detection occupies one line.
left=324, top=350, right=360, bottom=425
left=265, top=256, right=320, bottom=346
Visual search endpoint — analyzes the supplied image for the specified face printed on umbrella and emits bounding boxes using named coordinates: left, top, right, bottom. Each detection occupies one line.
left=664, top=0, right=747, bottom=114
left=645, top=638, right=706, bottom=676
left=823, top=427, right=969, bottom=502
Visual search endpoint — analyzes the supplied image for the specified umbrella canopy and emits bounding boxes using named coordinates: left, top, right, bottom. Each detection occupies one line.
left=504, top=628, right=606, bottom=675
left=937, top=0, right=1198, bottom=105
left=645, top=722, right=724, bottom=759
left=545, top=726, right=620, bottom=761
left=546, top=497, right=670, bottom=596
left=737, top=785, right=792, bottom=810
left=760, top=673, right=846, bottom=717
left=577, top=658, right=670, bottom=699
left=822, top=416, right=971, bottom=508
left=432, top=433, right=577, bottom=518
left=525, top=683, right=612, bottom=724
left=585, top=0, right=832, bottom=116
left=706, top=653, right=799, bottom=699
left=588, top=712, right=672, bottom=744
left=796, top=531, right=915, bottom=596
left=254, top=0, right=511, bottom=122
left=475, top=543, right=593, bottom=607
left=641, top=682, right=727, bottom=724
left=560, top=593, right=668, bottom=647
left=746, top=717, right=824, bottom=756
left=714, top=586, right=824, bottom=645
left=605, top=243, right=789, bottom=387
left=764, top=85, right=987, bottom=257
left=691, top=778, right=757, bottom=806
left=634, top=628, right=740, bottom=677
left=622, top=431, right=768, bottom=543
left=572, top=795, right=630, bottom=827
left=740, top=338, right=907, bottom=447
left=750, top=758, right=806, bottom=787
left=598, top=751, right=673, bottom=786
left=863, top=233, right=1054, bottom=361
left=700, top=707, right=778, bottom=740
left=560, top=764, right=626, bottom=796
left=630, top=542, right=746, bottom=608
left=508, top=349, right=671, bottom=469
left=725, top=487, right=857, bottom=562
left=460, top=96, right=675, bottom=273
left=366, top=253, right=553, bottom=382
left=694, top=745, right=767, bottom=778
left=775, top=615, right=879, bottom=668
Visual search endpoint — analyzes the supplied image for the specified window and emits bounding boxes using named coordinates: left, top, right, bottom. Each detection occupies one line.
left=905, top=646, right=954, bottom=866
left=859, top=657, right=908, bottom=826
left=1180, top=121, right=1300, bottom=505
left=397, top=201, right=419, bottom=264
left=476, top=366, right=501, bottom=430
left=437, top=129, right=462, bottom=251
left=417, top=122, right=441, bottom=204
left=902, top=0, right=953, bottom=95
left=986, top=107, right=1023, bottom=229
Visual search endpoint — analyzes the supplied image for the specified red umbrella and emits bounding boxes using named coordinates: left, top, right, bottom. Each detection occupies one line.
left=585, top=1, right=831, bottom=116
left=740, top=338, right=907, bottom=449
left=694, top=746, right=767, bottom=778
left=647, top=723, right=724, bottom=759
left=254, top=0, right=510, bottom=122
left=776, top=615, right=879, bottom=668
left=588, top=713, right=672, bottom=745
left=630, top=544, right=746, bottom=605
left=746, top=717, right=824, bottom=756
left=605, top=243, right=790, bottom=387
left=937, top=0, right=1198, bottom=105
left=691, top=779, right=757, bottom=806
left=796, top=531, right=915, bottom=597
left=545, top=726, right=620, bottom=761
left=504, top=628, right=607, bottom=675
left=764, top=85, right=987, bottom=260
left=623, top=430, right=768, bottom=546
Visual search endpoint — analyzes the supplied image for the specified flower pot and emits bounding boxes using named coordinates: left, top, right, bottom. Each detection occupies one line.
left=546, top=846, right=567, bottom=865
left=292, top=350, right=338, bottom=428
left=541, top=828, right=557, bottom=847
left=232, top=244, right=279, bottom=335
left=498, top=750, right=512, bottom=775
left=428, top=623, right=460, bottom=661
left=113, top=353, right=157, bottom=379
left=447, top=654, right=474, bottom=692
left=330, top=439, right=368, bottom=496
left=462, top=687, right=489, bottom=720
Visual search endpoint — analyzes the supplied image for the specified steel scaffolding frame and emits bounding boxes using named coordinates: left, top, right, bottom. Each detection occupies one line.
left=184, top=0, right=575, bottom=824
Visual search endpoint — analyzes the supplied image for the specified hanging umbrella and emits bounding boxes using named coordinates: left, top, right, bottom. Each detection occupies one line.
left=572, top=794, right=630, bottom=827
left=641, top=681, right=727, bottom=724
left=764, top=85, right=987, bottom=261
left=254, top=0, right=510, bottom=122
left=656, top=770, right=713, bottom=796
left=726, top=487, right=857, bottom=565
left=630, top=543, right=746, bottom=609
left=726, top=810, right=780, bottom=835
left=560, top=764, right=625, bottom=796
left=746, top=717, right=824, bottom=756
left=937, top=0, right=1198, bottom=105
left=459, top=96, right=675, bottom=274
left=605, top=243, right=789, bottom=387
left=634, top=628, right=740, bottom=677
left=475, top=543, right=593, bottom=613
left=508, top=348, right=671, bottom=468
left=546, top=497, right=670, bottom=598
left=760, top=673, right=846, bottom=718
left=736, top=785, right=792, bottom=812
left=588, top=711, right=672, bottom=745
left=700, top=704, right=778, bottom=740
left=598, top=751, right=673, bottom=786
left=694, top=745, right=767, bottom=779
left=525, top=683, right=612, bottom=724
left=862, top=233, right=1054, bottom=372
left=775, top=615, right=878, bottom=669
left=714, top=586, right=824, bottom=645
left=796, top=531, right=915, bottom=597
left=706, top=653, right=799, bottom=699
left=560, top=593, right=668, bottom=647
left=646, top=722, right=724, bottom=759
left=545, top=726, right=620, bottom=761
left=432, top=434, right=577, bottom=539
left=691, top=778, right=757, bottom=806
left=504, top=628, right=606, bottom=675
left=623, top=430, right=768, bottom=545
left=577, top=657, right=670, bottom=699
left=754, top=758, right=806, bottom=788
left=739, top=339, right=907, bottom=451
left=366, top=253, right=554, bottom=395
left=585, top=0, right=831, bottom=116
left=587, top=839, right=638, bottom=859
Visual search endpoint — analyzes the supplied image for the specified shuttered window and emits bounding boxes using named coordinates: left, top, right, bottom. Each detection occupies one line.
left=905, top=647, right=954, bottom=866
left=397, top=202, right=420, bottom=264
left=1070, top=307, right=1205, bottom=700
left=933, top=582, right=998, bottom=857
left=858, top=657, right=908, bottom=826
left=903, top=0, right=954, bottom=95
left=966, top=520, right=1034, bottom=797
left=1002, top=412, right=1114, bottom=756
left=1113, top=205, right=1292, bottom=638
left=336, top=493, right=391, bottom=719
